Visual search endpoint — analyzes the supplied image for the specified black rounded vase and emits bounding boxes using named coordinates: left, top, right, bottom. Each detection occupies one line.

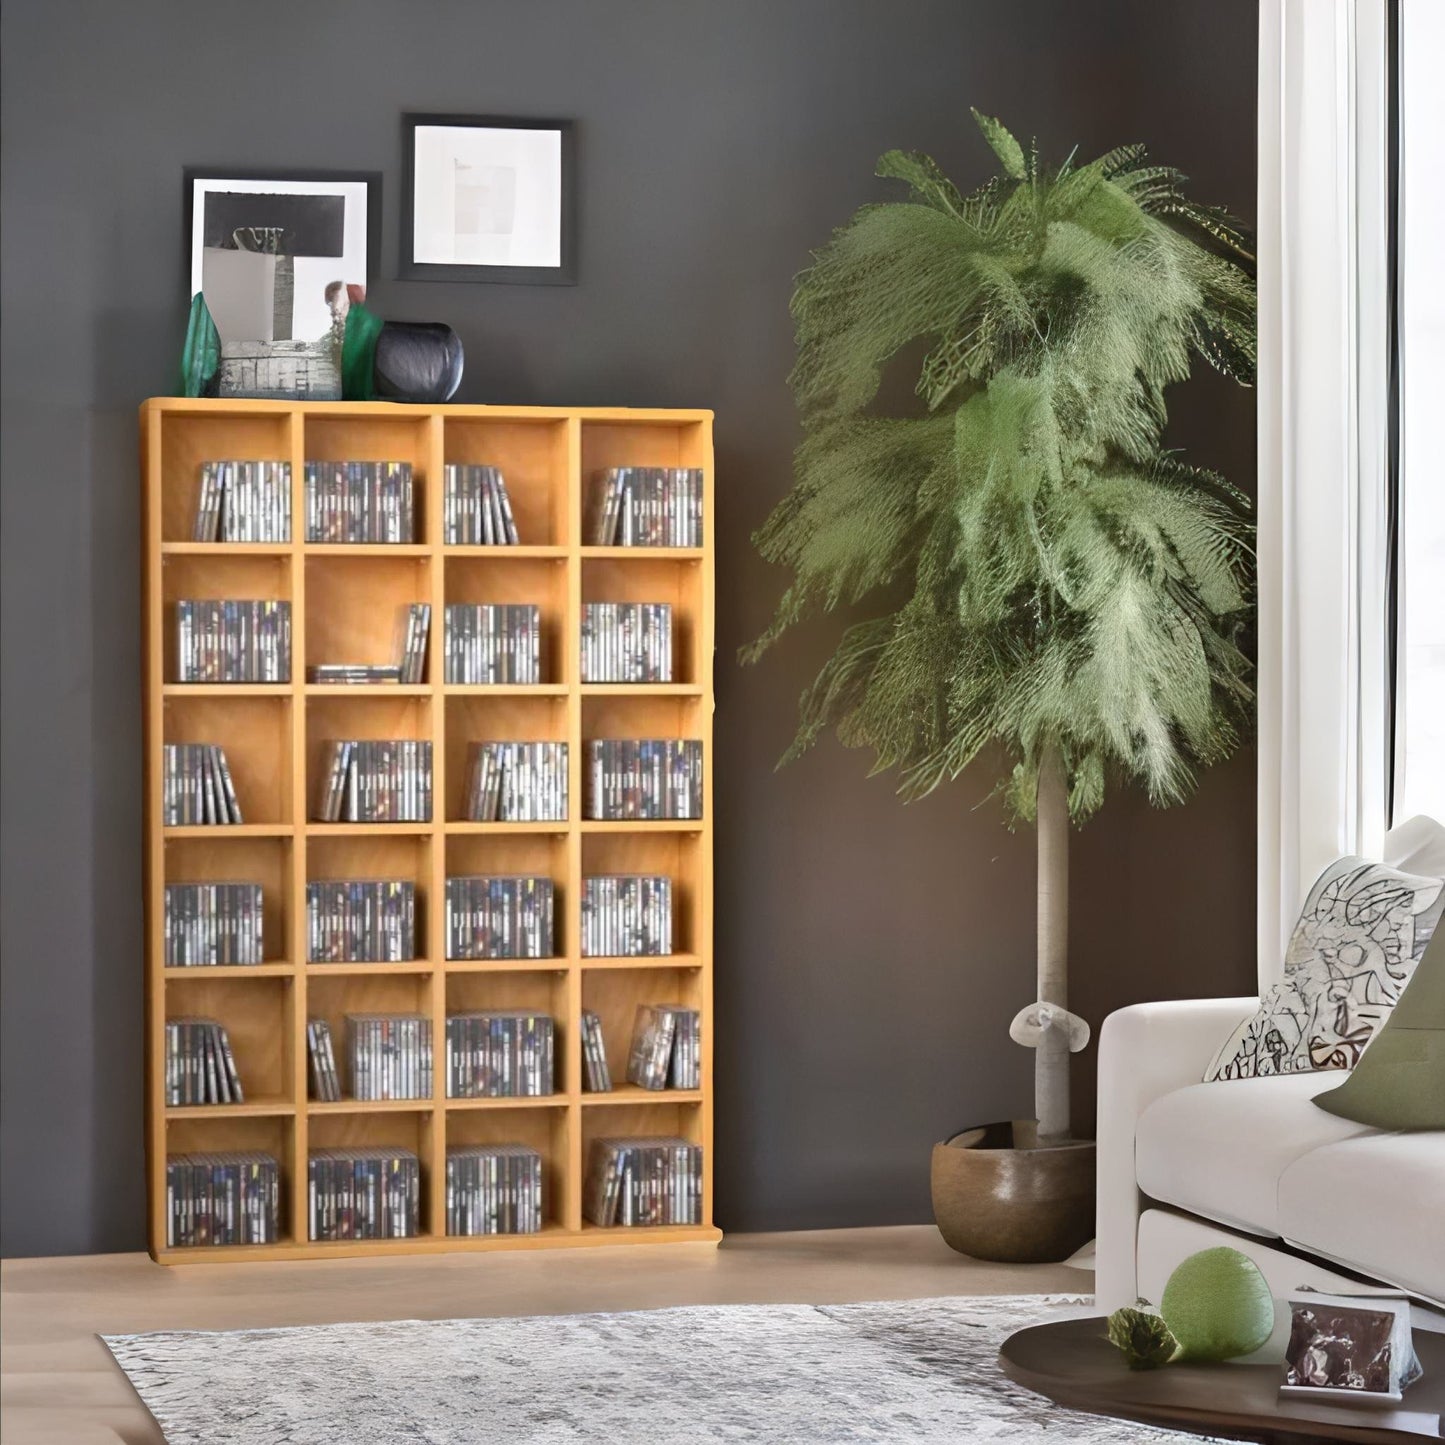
left=373, top=322, right=464, bottom=403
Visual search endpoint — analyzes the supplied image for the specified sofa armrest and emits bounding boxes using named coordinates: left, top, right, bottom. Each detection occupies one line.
left=1094, top=996, right=1259, bottom=1311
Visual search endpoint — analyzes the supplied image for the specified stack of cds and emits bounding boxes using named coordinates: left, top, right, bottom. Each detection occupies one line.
left=164, top=882, right=264, bottom=966
left=313, top=740, right=433, bottom=822
left=306, top=1019, right=341, bottom=1101
left=445, top=1011, right=555, bottom=1098
left=588, top=467, right=703, bottom=547
left=166, top=1152, right=280, bottom=1247
left=174, top=600, right=291, bottom=682
left=165, top=1018, right=244, bottom=1104
left=304, top=460, right=414, bottom=543
left=193, top=460, right=292, bottom=542
left=443, top=464, right=520, bottom=545
left=463, top=741, right=568, bottom=822
left=445, top=876, right=555, bottom=960
left=584, top=739, right=702, bottom=820
left=626, top=1006, right=701, bottom=1091
left=584, top=1137, right=702, bottom=1227
left=446, top=1145, right=543, bottom=1235
left=581, top=1010, right=612, bottom=1092
left=308, top=1148, right=420, bottom=1240
left=344, top=1014, right=432, bottom=1100
left=307, top=603, right=429, bottom=685
left=307, top=879, right=416, bottom=963
left=580, top=603, right=673, bottom=682
left=444, top=604, right=541, bottom=684
left=163, top=744, right=244, bottom=825
left=581, top=875, right=672, bottom=957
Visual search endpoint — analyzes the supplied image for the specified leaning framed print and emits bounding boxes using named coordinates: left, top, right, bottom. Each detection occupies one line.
left=401, top=114, right=577, bottom=285
left=184, top=169, right=381, bottom=345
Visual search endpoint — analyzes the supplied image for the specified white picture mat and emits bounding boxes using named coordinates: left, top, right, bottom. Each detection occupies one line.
left=411, top=125, right=562, bottom=268
left=189, top=177, right=369, bottom=344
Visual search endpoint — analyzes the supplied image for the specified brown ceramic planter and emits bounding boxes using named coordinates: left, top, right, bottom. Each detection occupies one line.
left=931, top=1119, right=1095, bottom=1263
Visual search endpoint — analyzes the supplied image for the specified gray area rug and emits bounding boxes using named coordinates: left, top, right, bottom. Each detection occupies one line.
left=105, top=1294, right=1223, bottom=1443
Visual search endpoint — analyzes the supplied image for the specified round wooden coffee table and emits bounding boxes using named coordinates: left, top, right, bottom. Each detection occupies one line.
left=999, top=1316, right=1444, bottom=1442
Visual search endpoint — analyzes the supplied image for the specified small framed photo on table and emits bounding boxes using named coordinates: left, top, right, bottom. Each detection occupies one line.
left=401, top=114, right=576, bottom=285
left=1282, top=1293, right=1422, bottom=1405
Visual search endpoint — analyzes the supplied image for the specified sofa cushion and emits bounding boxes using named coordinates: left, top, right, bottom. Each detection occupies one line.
left=1278, top=1132, right=1445, bottom=1303
left=1136, top=1075, right=1378, bottom=1237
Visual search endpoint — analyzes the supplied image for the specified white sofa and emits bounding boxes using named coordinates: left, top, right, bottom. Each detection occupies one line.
left=1095, top=996, right=1445, bottom=1314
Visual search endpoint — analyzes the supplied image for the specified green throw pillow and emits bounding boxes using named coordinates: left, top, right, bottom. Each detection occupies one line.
left=1314, top=923, right=1445, bottom=1129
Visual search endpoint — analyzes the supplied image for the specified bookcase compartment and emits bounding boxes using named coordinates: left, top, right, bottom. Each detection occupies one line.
left=581, top=966, right=703, bottom=1097
left=305, top=554, right=432, bottom=680
left=581, top=832, right=702, bottom=958
left=163, top=693, right=294, bottom=825
left=444, top=832, right=568, bottom=960
left=165, top=973, right=295, bottom=1109
left=304, top=412, right=433, bottom=543
left=580, top=419, right=708, bottom=504
left=306, top=834, right=431, bottom=964
left=307, top=693, right=432, bottom=824
left=163, top=835, right=294, bottom=965
left=307, top=1109, right=436, bottom=1241
left=443, top=554, right=568, bottom=686
left=445, top=1105, right=570, bottom=1235
left=163, top=554, right=293, bottom=684
left=445, top=969, right=569, bottom=1096
left=306, top=971, right=433, bottom=1102
left=443, top=417, right=569, bottom=548
left=581, top=557, right=703, bottom=685
left=444, top=694, right=568, bottom=823
left=159, top=409, right=294, bottom=544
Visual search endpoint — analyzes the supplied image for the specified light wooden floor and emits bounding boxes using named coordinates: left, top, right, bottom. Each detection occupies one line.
left=2, top=1226, right=1087, bottom=1444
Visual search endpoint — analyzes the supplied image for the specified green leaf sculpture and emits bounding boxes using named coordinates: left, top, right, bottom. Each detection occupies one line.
left=179, top=293, right=220, bottom=398
left=742, top=110, right=1256, bottom=1142
left=1106, top=1306, right=1181, bottom=1370
left=341, top=300, right=385, bottom=402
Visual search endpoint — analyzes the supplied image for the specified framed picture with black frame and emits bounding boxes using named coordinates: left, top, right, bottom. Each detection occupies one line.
left=401, top=114, right=577, bottom=285
left=184, top=168, right=382, bottom=343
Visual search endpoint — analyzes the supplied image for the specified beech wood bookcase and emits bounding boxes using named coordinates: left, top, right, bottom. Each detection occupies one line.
left=140, top=397, right=717, bottom=1262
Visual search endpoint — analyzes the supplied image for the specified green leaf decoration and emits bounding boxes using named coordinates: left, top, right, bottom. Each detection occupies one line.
left=341, top=301, right=385, bottom=402
left=1106, top=1306, right=1181, bottom=1370
left=743, top=115, right=1256, bottom=823
left=179, top=293, right=220, bottom=398
left=971, top=107, right=1027, bottom=180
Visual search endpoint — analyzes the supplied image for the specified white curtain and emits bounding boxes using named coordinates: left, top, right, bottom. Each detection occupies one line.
left=1256, top=0, right=1392, bottom=988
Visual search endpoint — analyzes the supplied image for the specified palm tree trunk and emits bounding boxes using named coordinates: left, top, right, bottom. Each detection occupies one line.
left=1035, top=745, right=1070, bottom=1143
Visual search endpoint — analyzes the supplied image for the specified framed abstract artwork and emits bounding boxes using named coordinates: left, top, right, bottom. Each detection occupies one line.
left=401, top=114, right=576, bottom=285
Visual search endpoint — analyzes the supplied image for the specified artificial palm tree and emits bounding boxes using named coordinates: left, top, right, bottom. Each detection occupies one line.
left=743, top=111, right=1256, bottom=1145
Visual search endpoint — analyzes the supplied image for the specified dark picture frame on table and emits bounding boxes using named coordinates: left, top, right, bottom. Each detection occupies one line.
left=184, top=168, right=382, bottom=340
left=400, top=114, right=577, bottom=285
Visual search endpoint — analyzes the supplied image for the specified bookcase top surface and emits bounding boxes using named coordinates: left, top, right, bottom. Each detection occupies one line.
left=141, top=398, right=715, bottom=423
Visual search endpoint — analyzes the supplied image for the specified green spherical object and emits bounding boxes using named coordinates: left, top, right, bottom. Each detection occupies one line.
left=1160, top=1248, right=1275, bottom=1361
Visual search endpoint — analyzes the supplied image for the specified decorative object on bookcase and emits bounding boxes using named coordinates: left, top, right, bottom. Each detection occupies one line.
left=581, top=1010, right=612, bottom=1092
left=164, top=883, right=263, bottom=965
left=307, top=1019, right=341, bottom=1102
left=446, top=1146, right=543, bottom=1235
left=163, top=745, right=243, bottom=825
left=585, top=740, right=702, bottom=820
left=584, top=1137, right=702, bottom=1226
left=307, top=880, right=416, bottom=963
left=313, top=740, right=433, bottom=823
left=306, top=602, right=428, bottom=686
left=165, top=1018, right=245, bottom=1104
left=626, top=1006, right=700, bottom=1091
left=401, top=114, right=576, bottom=286
left=582, top=875, right=672, bottom=958
left=304, top=460, right=414, bottom=543
left=308, top=1149, right=421, bottom=1241
left=463, top=742, right=568, bottom=822
left=444, top=1012, right=555, bottom=1097
left=588, top=467, right=703, bottom=547
left=373, top=321, right=465, bottom=403
left=444, top=876, right=555, bottom=960
left=166, top=1153, right=280, bottom=1247
left=580, top=603, right=672, bottom=682
left=193, top=461, right=292, bottom=542
left=180, top=293, right=222, bottom=398
left=742, top=111, right=1256, bottom=1262
left=444, top=465, right=520, bottom=545
left=175, top=600, right=290, bottom=682
left=444, top=604, right=540, bottom=684
left=344, top=1014, right=433, bottom=1100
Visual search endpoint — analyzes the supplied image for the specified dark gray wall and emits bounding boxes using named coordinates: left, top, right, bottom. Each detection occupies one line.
left=0, top=0, right=1258, bottom=1256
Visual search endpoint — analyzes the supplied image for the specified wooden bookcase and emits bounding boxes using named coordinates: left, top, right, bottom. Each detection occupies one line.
left=140, top=398, right=718, bottom=1262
